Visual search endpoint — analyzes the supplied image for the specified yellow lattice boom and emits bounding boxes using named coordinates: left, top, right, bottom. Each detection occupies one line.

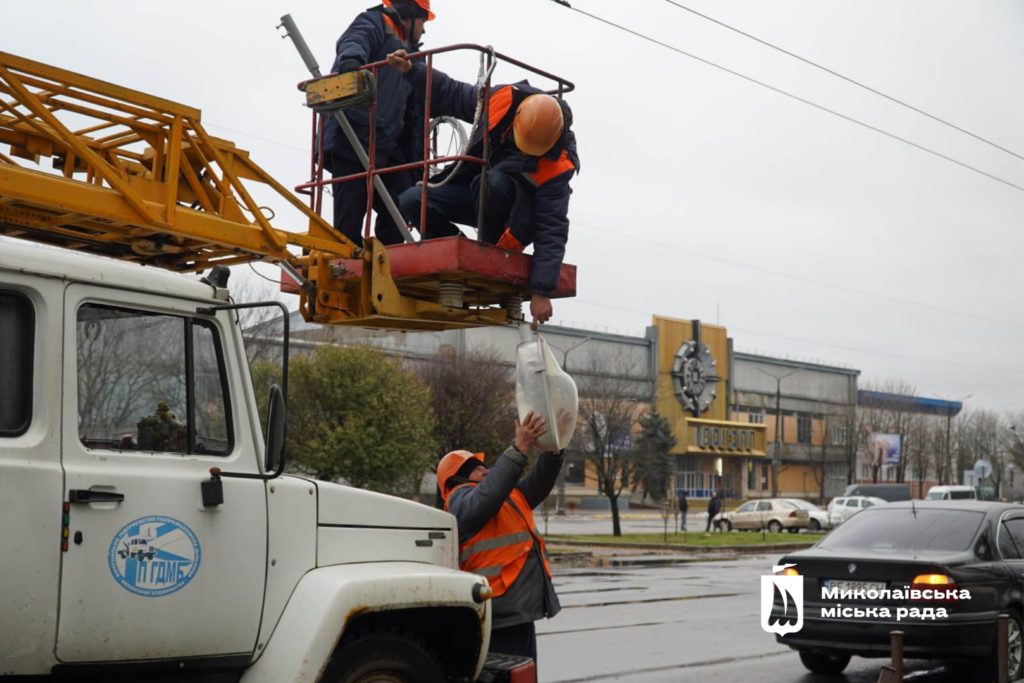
left=0, top=52, right=537, bottom=329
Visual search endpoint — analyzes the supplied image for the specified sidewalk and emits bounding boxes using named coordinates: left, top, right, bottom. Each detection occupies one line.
left=535, top=509, right=715, bottom=536
left=538, top=510, right=811, bottom=567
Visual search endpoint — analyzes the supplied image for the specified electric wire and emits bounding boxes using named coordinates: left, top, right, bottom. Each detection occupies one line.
left=565, top=296, right=1024, bottom=376
left=660, top=0, right=1024, bottom=164
left=247, top=261, right=282, bottom=284
left=574, top=219, right=1024, bottom=331
left=547, top=1, right=1024, bottom=195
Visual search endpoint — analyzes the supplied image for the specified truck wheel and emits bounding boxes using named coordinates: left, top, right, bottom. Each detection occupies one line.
left=809, top=519, right=821, bottom=532
left=798, top=651, right=851, bottom=674
left=325, top=633, right=445, bottom=683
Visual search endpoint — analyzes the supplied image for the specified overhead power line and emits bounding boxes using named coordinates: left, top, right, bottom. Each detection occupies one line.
left=574, top=220, right=1024, bottom=331
left=567, top=296, right=1024, bottom=376
left=547, top=1, right=1024, bottom=195
left=660, top=0, right=1024, bottom=164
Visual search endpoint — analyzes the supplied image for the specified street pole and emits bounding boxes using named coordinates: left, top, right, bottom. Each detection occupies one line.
left=773, top=380, right=782, bottom=497
left=755, top=367, right=801, bottom=499
left=553, top=336, right=590, bottom=515
left=941, top=394, right=970, bottom=485
left=945, top=412, right=952, bottom=485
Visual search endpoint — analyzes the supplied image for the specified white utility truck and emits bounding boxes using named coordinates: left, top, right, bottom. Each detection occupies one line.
left=0, top=240, right=502, bottom=682
left=0, top=43, right=572, bottom=681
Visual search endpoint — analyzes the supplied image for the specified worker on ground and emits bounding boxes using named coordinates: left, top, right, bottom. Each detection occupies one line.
left=323, top=0, right=434, bottom=245
left=436, top=411, right=563, bottom=664
left=389, top=52, right=580, bottom=327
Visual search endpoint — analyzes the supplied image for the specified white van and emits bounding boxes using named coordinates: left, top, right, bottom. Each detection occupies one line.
left=925, top=485, right=977, bottom=500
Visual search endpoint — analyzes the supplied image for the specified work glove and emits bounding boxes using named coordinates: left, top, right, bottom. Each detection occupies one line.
left=336, top=58, right=362, bottom=74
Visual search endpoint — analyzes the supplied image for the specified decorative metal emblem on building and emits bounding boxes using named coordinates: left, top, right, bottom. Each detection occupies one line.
left=671, top=320, right=721, bottom=416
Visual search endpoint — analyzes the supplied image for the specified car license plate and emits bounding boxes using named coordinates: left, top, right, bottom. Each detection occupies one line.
left=823, top=579, right=887, bottom=593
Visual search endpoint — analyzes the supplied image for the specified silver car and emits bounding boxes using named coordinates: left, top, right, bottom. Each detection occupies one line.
left=827, top=495, right=887, bottom=526
left=716, top=498, right=809, bottom=533
left=784, top=498, right=830, bottom=532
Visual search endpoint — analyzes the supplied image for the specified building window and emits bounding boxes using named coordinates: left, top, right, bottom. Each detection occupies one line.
left=747, top=412, right=765, bottom=424
left=860, top=464, right=870, bottom=479
left=797, top=414, right=812, bottom=444
left=830, top=425, right=848, bottom=446
left=0, top=291, right=34, bottom=436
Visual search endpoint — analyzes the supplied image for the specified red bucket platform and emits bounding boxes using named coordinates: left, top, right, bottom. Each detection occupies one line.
left=287, top=236, right=576, bottom=330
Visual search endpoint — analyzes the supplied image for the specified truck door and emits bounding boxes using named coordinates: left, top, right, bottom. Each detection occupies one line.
left=57, top=286, right=268, bottom=663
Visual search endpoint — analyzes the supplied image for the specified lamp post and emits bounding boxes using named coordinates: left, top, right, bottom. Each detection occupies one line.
left=549, top=336, right=590, bottom=515
left=942, top=394, right=970, bottom=485
left=754, top=367, right=802, bottom=498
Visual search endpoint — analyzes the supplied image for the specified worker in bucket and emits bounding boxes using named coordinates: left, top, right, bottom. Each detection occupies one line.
left=390, top=53, right=580, bottom=327
left=436, top=411, right=563, bottom=665
left=322, top=0, right=434, bottom=245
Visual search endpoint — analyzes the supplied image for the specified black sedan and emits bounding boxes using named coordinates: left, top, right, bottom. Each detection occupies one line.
left=772, top=501, right=1024, bottom=678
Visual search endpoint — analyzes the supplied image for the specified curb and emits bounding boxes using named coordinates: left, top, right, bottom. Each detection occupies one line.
left=546, top=539, right=814, bottom=555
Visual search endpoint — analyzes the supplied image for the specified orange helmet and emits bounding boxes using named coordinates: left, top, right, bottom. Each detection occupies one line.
left=513, top=94, right=564, bottom=157
left=437, top=450, right=484, bottom=496
left=383, top=0, right=435, bottom=21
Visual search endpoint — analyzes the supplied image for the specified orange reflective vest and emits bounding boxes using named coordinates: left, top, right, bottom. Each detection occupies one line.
left=447, top=485, right=552, bottom=597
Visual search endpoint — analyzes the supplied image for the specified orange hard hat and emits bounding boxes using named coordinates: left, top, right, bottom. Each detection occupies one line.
left=513, top=94, right=564, bottom=157
left=416, top=0, right=435, bottom=21
left=383, top=0, right=435, bottom=21
left=437, top=450, right=484, bottom=495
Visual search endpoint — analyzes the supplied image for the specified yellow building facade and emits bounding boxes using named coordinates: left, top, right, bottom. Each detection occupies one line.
left=653, top=316, right=766, bottom=499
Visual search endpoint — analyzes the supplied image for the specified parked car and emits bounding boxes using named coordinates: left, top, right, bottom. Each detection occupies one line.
left=773, top=501, right=1024, bottom=677
left=843, top=483, right=911, bottom=502
left=784, top=499, right=830, bottom=532
left=827, top=496, right=886, bottom=526
left=926, top=485, right=977, bottom=500
left=716, top=499, right=809, bottom=533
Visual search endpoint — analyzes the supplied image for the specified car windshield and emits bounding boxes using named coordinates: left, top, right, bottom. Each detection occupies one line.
left=816, top=508, right=985, bottom=552
left=925, top=491, right=944, bottom=500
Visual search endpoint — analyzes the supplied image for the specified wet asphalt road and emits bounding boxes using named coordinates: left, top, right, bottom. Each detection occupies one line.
left=536, top=553, right=984, bottom=683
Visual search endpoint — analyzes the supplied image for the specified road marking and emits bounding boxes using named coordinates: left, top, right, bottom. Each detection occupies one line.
left=560, top=591, right=738, bottom=609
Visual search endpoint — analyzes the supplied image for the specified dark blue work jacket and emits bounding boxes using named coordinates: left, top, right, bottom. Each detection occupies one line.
left=427, top=76, right=580, bottom=297
left=322, top=6, right=424, bottom=171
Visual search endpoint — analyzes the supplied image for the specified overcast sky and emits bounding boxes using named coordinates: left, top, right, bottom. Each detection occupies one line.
left=3, top=0, right=1022, bottom=411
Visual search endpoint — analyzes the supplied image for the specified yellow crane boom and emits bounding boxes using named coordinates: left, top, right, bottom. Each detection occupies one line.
left=0, top=51, right=571, bottom=330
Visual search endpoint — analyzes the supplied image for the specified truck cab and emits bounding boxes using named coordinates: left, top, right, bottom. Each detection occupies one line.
left=0, top=240, right=492, bottom=681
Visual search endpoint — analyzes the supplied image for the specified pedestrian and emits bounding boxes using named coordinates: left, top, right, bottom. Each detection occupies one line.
left=678, top=490, right=688, bottom=531
left=390, top=58, right=580, bottom=328
left=706, top=491, right=722, bottom=534
left=435, top=411, right=563, bottom=664
left=322, top=0, right=434, bottom=244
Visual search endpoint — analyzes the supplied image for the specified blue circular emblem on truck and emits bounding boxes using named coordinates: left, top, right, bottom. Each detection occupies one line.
left=108, top=515, right=201, bottom=597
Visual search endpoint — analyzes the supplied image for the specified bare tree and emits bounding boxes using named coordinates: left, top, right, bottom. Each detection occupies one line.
left=575, top=352, right=644, bottom=536
left=811, top=413, right=847, bottom=502
left=415, top=348, right=516, bottom=461
left=230, top=271, right=294, bottom=366
left=959, top=410, right=1010, bottom=499
left=858, top=379, right=918, bottom=483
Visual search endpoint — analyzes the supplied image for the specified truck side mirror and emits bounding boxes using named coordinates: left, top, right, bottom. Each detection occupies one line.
left=265, top=384, right=286, bottom=474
